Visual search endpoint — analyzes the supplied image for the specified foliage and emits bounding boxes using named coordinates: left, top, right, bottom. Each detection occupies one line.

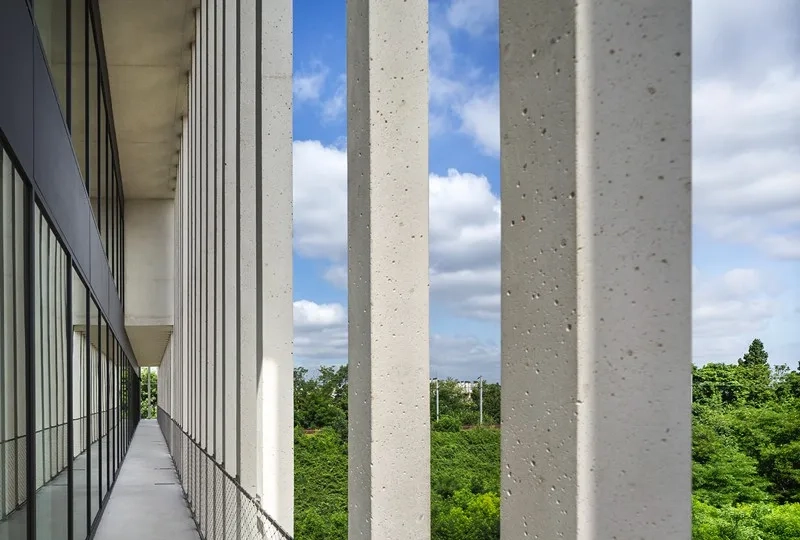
left=433, top=415, right=462, bottom=433
left=294, top=340, right=800, bottom=539
left=294, top=427, right=348, bottom=539
left=294, top=366, right=348, bottom=439
left=429, top=378, right=500, bottom=426
left=140, top=368, right=158, bottom=419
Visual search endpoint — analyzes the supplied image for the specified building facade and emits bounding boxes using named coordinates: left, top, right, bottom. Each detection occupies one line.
left=1, top=0, right=691, bottom=539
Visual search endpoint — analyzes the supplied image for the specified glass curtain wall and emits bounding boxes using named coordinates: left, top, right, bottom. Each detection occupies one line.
left=33, top=0, right=125, bottom=295
left=0, top=145, right=139, bottom=540
left=0, top=148, right=29, bottom=540
left=0, top=2, right=140, bottom=538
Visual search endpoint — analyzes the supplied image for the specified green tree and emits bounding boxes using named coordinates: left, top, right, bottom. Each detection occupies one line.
left=471, top=382, right=500, bottom=425
left=740, top=338, right=769, bottom=367
left=430, top=378, right=472, bottom=423
left=294, top=365, right=348, bottom=438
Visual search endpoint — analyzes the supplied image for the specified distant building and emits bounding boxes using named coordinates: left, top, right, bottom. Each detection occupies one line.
left=430, top=379, right=476, bottom=396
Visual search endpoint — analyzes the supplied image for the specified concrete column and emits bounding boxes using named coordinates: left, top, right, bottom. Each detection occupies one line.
left=222, top=0, right=238, bottom=478
left=499, top=1, right=691, bottom=538
left=237, top=0, right=259, bottom=494
left=214, top=0, right=225, bottom=463
left=257, top=0, right=293, bottom=531
left=181, top=114, right=189, bottom=431
left=346, top=0, right=430, bottom=537
left=199, top=2, right=208, bottom=452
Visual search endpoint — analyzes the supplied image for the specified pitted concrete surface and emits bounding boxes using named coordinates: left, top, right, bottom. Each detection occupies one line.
left=94, top=420, right=198, bottom=540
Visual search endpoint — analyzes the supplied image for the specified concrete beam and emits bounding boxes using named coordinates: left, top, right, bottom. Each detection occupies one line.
left=499, top=0, right=692, bottom=538
left=346, top=0, right=430, bottom=537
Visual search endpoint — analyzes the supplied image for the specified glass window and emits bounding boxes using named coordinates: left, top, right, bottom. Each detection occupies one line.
left=99, top=317, right=107, bottom=501
left=70, top=0, right=86, bottom=178
left=71, top=267, right=88, bottom=540
left=88, top=19, right=99, bottom=211
left=0, top=148, right=28, bottom=540
left=34, top=0, right=69, bottom=117
left=97, top=97, right=106, bottom=253
left=88, top=299, right=100, bottom=526
left=33, top=206, right=69, bottom=540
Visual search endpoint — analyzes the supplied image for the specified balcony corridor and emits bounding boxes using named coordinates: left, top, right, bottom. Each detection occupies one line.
left=94, top=421, right=197, bottom=540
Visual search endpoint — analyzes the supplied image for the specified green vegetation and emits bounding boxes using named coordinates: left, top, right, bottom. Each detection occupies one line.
left=140, top=368, right=158, bottom=419
left=691, top=339, right=800, bottom=538
left=294, top=339, right=800, bottom=539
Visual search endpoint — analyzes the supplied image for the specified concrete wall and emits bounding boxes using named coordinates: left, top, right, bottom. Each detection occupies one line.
left=124, top=199, right=174, bottom=326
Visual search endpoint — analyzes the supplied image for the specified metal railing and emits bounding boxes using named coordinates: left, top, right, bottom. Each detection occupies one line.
left=157, top=408, right=292, bottom=540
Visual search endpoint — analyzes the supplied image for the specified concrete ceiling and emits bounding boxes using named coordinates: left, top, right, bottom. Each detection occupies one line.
left=99, top=0, right=192, bottom=367
left=100, top=0, right=194, bottom=199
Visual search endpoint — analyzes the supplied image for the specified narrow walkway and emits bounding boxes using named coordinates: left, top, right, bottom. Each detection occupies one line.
left=94, top=420, right=198, bottom=540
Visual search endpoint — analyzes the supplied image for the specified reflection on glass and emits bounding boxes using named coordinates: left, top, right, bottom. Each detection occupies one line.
left=0, top=148, right=28, bottom=540
left=70, top=0, right=86, bottom=178
left=34, top=0, right=69, bottom=117
left=98, top=95, right=107, bottom=255
left=88, top=24, right=100, bottom=230
left=71, top=266, right=89, bottom=540
left=32, top=205, right=69, bottom=540
left=88, top=299, right=100, bottom=525
left=99, top=316, right=107, bottom=501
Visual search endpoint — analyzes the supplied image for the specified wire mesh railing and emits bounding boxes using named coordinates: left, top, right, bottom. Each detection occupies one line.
left=157, top=408, right=292, bottom=540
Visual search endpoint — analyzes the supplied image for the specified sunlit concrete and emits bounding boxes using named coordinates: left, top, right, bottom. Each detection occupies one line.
left=124, top=199, right=175, bottom=366
left=94, top=420, right=198, bottom=540
left=499, top=0, right=692, bottom=538
left=346, top=0, right=431, bottom=537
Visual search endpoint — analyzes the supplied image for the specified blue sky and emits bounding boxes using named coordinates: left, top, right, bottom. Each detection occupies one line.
left=290, top=0, right=800, bottom=380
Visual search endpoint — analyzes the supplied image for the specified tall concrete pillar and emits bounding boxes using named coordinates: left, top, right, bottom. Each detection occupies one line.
left=236, top=0, right=259, bottom=495
left=346, top=0, right=430, bottom=537
left=257, top=0, right=294, bottom=532
left=499, top=1, right=692, bottom=538
left=213, top=0, right=225, bottom=464
left=222, top=0, right=239, bottom=478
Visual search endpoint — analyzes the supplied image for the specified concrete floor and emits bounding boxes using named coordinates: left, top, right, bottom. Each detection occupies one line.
left=94, top=420, right=198, bottom=540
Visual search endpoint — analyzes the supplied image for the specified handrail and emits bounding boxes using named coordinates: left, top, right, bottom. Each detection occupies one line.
left=157, top=407, right=293, bottom=540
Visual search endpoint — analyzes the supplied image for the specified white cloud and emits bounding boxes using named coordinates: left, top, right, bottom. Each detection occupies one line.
left=692, top=267, right=782, bottom=365
left=427, top=1, right=500, bottom=154
left=293, top=140, right=348, bottom=260
left=293, top=300, right=348, bottom=362
left=321, top=74, right=346, bottom=122
left=445, top=0, right=498, bottom=38
left=293, top=64, right=329, bottom=102
left=294, top=63, right=346, bottom=123
left=293, top=141, right=501, bottom=320
left=692, top=1, right=800, bottom=259
left=293, top=300, right=499, bottom=378
left=456, top=90, right=499, bottom=156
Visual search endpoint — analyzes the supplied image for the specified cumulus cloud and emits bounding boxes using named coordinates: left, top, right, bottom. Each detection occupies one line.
left=692, top=267, right=782, bottom=365
left=293, top=300, right=348, bottom=362
left=428, top=1, right=499, bottom=154
left=293, top=300, right=499, bottom=378
left=294, top=141, right=501, bottom=320
left=692, top=0, right=800, bottom=258
left=456, top=90, right=499, bottom=156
